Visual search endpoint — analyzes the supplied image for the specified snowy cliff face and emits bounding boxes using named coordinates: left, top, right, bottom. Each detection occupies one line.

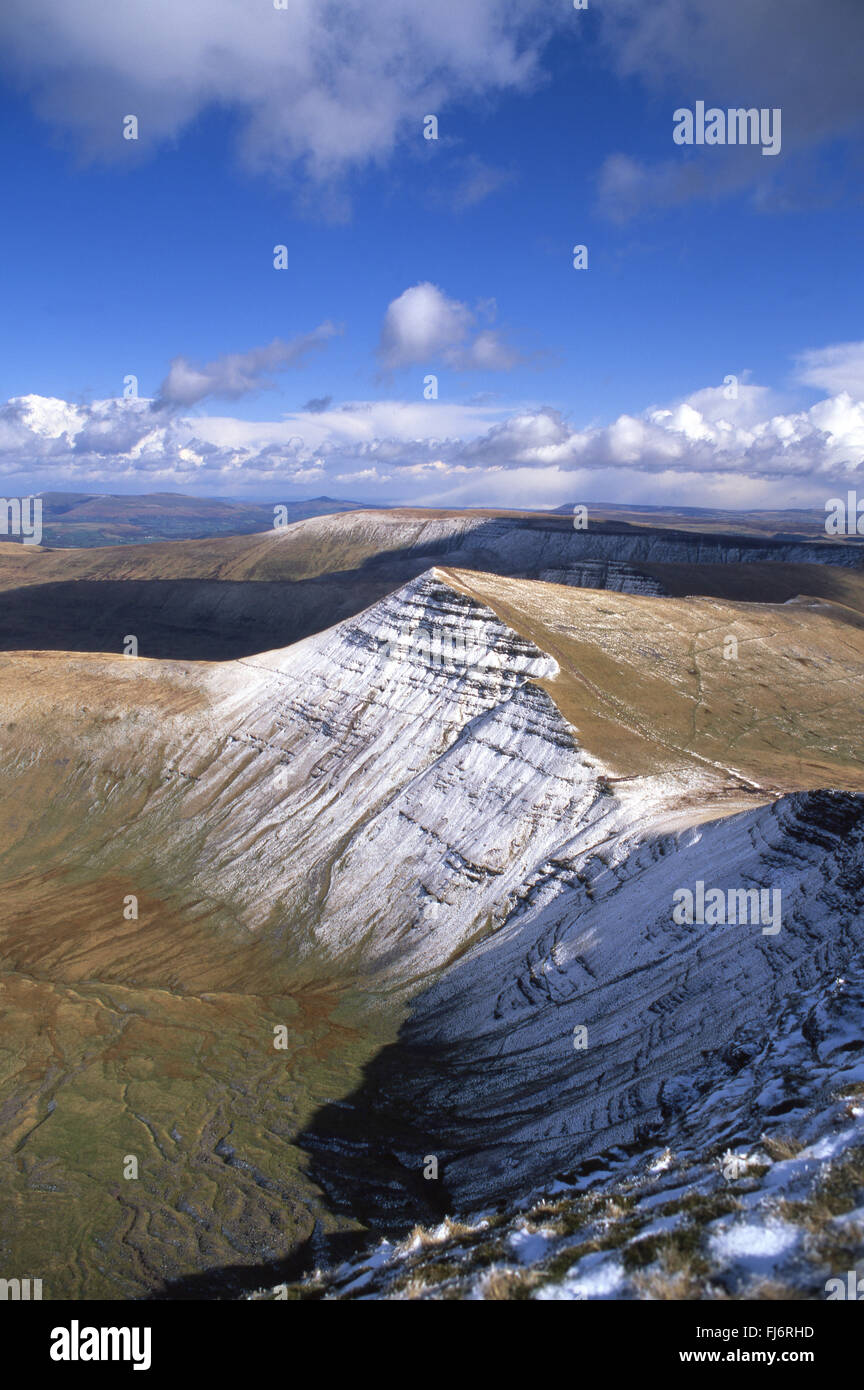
left=43, top=564, right=864, bottom=1083
left=538, top=561, right=668, bottom=595
left=334, top=788, right=864, bottom=1208
left=275, top=948, right=864, bottom=1298
left=112, top=570, right=610, bottom=979
left=289, top=511, right=864, bottom=574
left=140, top=565, right=862, bottom=1227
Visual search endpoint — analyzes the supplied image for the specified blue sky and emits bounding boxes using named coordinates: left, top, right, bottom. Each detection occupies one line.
left=1, top=1, right=863, bottom=509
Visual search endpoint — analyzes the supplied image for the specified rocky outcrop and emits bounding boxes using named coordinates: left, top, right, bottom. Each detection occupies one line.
left=538, top=561, right=668, bottom=594
left=331, top=788, right=864, bottom=1208
left=319, top=512, right=864, bottom=573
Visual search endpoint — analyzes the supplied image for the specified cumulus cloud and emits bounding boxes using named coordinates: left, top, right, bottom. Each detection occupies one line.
left=378, top=283, right=521, bottom=372
left=681, top=381, right=783, bottom=427
left=0, top=0, right=553, bottom=183
left=467, top=329, right=521, bottom=372
left=379, top=284, right=472, bottom=370
left=154, top=326, right=339, bottom=408
left=462, top=394, right=864, bottom=485
left=3, top=362, right=864, bottom=508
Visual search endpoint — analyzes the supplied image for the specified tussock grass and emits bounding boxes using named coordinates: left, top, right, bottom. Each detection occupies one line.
left=760, top=1134, right=804, bottom=1161
left=780, top=1147, right=864, bottom=1227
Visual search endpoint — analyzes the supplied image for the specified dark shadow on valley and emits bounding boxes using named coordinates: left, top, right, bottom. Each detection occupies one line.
left=144, top=985, right=660, bottom=1300
left=146, top=1023, right=463, bottom=1300
left=0, top=517, right=858, bottom=660
left=0, top=576, right=398, bottom=660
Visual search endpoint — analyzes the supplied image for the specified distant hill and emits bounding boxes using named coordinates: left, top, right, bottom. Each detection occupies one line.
left=25, top=492, right=378, bottom=547
left=5, top=493, right=855, bottom=548
left=550, top=500, right=854, bottom=540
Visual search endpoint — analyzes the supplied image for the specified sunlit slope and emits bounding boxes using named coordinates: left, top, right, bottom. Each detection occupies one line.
left=0, top=569, right=862, bottom=971
left=445, top=568, right=864, bottom=792
left=0, top=574, right=588, bottom=979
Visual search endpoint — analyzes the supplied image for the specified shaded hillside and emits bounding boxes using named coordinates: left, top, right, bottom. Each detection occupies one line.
left=0, top=508, right=862, bottom=658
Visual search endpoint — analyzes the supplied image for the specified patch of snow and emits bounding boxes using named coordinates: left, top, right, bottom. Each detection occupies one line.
left=536, top=1252, right=625, bottom=1301
left=709, top=1220, right=800, bottom=1272
left=508, top=1227, right=555, bottom=1264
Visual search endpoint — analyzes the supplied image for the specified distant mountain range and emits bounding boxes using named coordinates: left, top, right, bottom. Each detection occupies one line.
left=0, top=505, right=862, bottom=661
left=551, top=501, right=854, bottom=540
left=1, top=492, right=855, bottom=549
left=27, top=492, right=377, bottom=547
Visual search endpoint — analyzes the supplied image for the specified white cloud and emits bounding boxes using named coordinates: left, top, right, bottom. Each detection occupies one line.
left=467, top=329, right=521, bottom=372
left=0, top=0, right=553, bottom=184
left=680, top=382, right=786, bottom=428
left=379, top=284, right=472, bottom=370
left=3, top=366, right=864, bottom=509
left=378, top=283, right=521, bottom=372
left=4, top=0, right=860, bottom=217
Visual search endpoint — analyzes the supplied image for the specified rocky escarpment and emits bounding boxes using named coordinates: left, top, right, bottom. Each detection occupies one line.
left=538, top=561, right=668, bottom=594
left=114, top=570, right=611, bottom=980
left=304, top=511, right=864, bottom=575
left=0, top=570, right=614, bottom=985
left=0, top=509, right=860, bottom=663
left=303, top=789, right=864, bottom=1216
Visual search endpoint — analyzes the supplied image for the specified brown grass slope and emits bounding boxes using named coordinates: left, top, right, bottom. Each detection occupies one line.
left=444, top=568, right=864, bottom=793
left=1, top=562, right=863, bottom=1296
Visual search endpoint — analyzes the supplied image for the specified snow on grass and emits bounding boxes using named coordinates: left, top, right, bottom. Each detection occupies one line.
left=508, top=1226, right=556, bottom=1264
left=535, top=1252, right=625, bottom=1301
left=709, top=1220, right=801, bottom=1272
